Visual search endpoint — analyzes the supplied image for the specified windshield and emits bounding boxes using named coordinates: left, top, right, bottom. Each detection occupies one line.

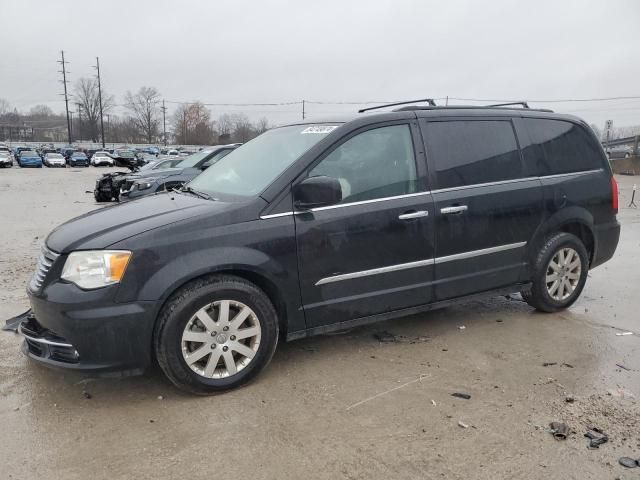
left=178, top=150, right=215, bottom=168
left=73, top=152, right=87, bottom=157
left=48, top=153, right=63, bottom=158
left=189, top=124, right=339, bottom=197
left=115, top=150, right=135, bottom=157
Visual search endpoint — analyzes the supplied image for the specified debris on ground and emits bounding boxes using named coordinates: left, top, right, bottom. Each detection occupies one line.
left=431, top=399, right=437, bottom=406
left=549, top=422, right=569, bottom=440
left=82, top=391, right=92, bottom=399
left=615, top=332, right=633, bottom=336
left=618, top=457, right=639, bottom=468
left=2, top=309, right=31, bottom=333
left=157, top=395, right=164, bottom=400
left=615, top=363, right=631, bottom=371
left=372, top=331, right=430, bottom=344
left=451, top=393, right=471, bottom=400
left=374, top=331, right=397, bottom=343
left=458, top=421, right=469, bottom=429
left=584, top=428, right=609, bottom=449
left=607, top=388, right=635, bottom=399
left=562, top=363, right=574, bottom=368
left=458, top=326, right=466, bottom=330
left=543, top=362, right=557, bottom=367
left=565, top=396, right=575, bottom=403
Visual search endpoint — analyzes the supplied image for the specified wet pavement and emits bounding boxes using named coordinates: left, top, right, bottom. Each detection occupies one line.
left=0, top=167, right=638, bottom=479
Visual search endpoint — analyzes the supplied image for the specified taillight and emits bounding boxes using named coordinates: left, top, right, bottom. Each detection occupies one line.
left=610, top=176, right=618, bottom=213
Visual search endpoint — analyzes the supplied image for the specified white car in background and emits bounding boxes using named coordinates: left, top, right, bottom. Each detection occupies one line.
left=43, top=153, right=66, bottom=168
left=166, top=149, right=180, bottom=156
left=0, top=151, right=13, bottom=168
left=91, top=152, right=115, bottom=166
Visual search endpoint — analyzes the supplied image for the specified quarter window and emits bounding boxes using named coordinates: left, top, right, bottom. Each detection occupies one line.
left=521, top=118, right=604, bottom=175
left=308, top=124, right=419, bottom=203
left=426, top=120, right=523, bottom=189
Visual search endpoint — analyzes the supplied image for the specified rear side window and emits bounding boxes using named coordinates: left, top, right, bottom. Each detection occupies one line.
left=425, top=120, right=522, bottom=189
left=521, top=118, right=604, bottom=175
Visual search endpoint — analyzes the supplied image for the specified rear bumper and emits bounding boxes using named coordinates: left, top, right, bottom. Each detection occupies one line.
left=26, top=283, right=157, bottom=375
left=592, top=220, right=620, bottom=268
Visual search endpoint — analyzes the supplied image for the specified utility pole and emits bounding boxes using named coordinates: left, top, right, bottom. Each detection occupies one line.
left=302, top=99, right=305, bottom=120
left=93, top=57, right=106, bottom=148
left=161, top=100, right=167, bottom=146
left=76, top=103, right=82, bottom=140
left=106, top=114, right=111, bottom=145
left=58, top=50, right=72, bottom=145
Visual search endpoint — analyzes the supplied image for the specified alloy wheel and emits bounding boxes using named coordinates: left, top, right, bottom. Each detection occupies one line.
left=545, top=247, right=582, bottom=301
left=181, top=300, right=261, bottom=378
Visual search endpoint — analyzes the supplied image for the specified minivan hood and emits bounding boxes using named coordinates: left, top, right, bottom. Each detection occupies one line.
left=125, top=166, right=196, bottom=181
left=47, top=193, right=222, bottom=253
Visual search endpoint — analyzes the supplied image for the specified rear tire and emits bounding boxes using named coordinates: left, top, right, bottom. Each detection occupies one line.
left=521, top=232, right=589, bottom=313
left=154, top=275, right=279, bottom=395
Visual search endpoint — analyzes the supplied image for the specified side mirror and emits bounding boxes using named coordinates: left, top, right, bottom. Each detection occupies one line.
left=294, top=176, right=342, bottom=210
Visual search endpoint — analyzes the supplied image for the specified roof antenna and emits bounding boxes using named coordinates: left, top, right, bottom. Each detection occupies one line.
left=358, top=98, right=436, bottom=113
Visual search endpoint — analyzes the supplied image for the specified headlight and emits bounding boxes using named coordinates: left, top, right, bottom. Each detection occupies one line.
left=135, top=178, right=158, bottom=190
left=61, top=250, right=132, bottom=289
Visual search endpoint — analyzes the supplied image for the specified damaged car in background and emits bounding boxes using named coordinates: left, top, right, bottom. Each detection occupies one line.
left=94, top=144, right=239, bottom=202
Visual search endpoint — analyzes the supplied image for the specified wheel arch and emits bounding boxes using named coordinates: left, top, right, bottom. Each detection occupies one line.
left=529, top=206, right=596, bottom=268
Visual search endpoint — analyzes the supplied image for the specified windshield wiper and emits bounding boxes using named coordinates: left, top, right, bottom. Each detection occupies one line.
left=179, top=185, right=213, bottom=200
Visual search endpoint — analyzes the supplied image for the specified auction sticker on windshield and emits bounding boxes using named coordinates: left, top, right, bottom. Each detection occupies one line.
left=301, top=126, right=338, bottom=134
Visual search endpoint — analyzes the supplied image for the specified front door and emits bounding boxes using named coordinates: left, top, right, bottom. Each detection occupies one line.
left=294, top=122, right=436, bottom=328
left=420, top=118, right=544, bottom=301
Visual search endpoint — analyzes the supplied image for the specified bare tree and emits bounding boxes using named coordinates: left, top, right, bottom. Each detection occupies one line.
left=74, top=77, right=114, bottom=142
left=124, top=86, right=161, bottom=144
left=230, top=113, right=254, bottom=143
left=0, top=98, right=11, bottom=116
left=255, top=117, right=269, bottom=134
left=30, top=104, right=54, bottom=118
left=172, top=102, right=214, bottom=145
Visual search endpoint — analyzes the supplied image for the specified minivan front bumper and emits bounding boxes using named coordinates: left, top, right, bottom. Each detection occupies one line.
left=26, top=283, right=157, bottom=375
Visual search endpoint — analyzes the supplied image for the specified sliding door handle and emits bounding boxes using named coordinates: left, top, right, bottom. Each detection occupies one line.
left=398, top=210, right=429, bottom=220
left=440, top=205, right=468, bottom=215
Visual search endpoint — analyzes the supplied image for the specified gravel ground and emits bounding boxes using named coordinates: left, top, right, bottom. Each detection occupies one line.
left=0, top=166, right=638, bottom=480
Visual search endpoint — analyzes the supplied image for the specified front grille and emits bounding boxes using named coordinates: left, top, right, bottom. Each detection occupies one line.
left=29, top=246, right=59, bottom=292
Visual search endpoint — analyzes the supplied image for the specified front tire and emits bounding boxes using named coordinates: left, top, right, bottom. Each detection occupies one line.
left=521, top=232, right=589, bottom=312
left=154, top=275, right=279, bottom=395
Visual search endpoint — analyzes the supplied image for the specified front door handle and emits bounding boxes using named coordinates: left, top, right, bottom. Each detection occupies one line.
left=440, top=205, right=468, bottom=215
left=398, top=210, right=429, bottom=220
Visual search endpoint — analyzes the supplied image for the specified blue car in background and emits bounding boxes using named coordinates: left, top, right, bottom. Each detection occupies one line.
left=17, top=150, right=43, bottom=168
left=69, top=152, right=89, bottom=167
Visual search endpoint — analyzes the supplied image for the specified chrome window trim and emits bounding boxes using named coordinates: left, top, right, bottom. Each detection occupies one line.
left=315, top=241, right=526, bottom=286
left=539, top=168, right=602, bottom=180
left=259, top=169, right=603, bottom=219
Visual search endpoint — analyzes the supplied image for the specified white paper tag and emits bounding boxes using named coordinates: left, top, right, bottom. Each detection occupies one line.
left=301, top=126, right=338, bottom=134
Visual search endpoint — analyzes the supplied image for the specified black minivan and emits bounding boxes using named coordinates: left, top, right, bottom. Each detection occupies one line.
left=18, top=102, right=620, bottom=394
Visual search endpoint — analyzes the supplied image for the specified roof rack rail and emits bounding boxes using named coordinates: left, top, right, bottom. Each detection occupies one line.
left=486, top=101, right=530, bottom=109
left=358, top=98, right=436, bottom=114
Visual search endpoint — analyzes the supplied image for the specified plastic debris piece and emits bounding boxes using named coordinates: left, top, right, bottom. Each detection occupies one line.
left=543, top=362, right=557, bottom=367
left=584, top=429, right=608, bottom=448
left=458, top=326, right=466, bottom=330
left=618, top=457, right=638, bottom=468
left=616, top=332, right=633, bottom=336
left=549, top=422, right=569, bottom=440
left=565, top=396, right=575, bottom=403
left=562, top=363, right=574, bottom=368
left=458, top=421, right=469, bottom=429
left=616, top=363, right=631, bottom=371
left=451, top=393, right=471, bottom=400
left=431, top=399, right=437, bottom=406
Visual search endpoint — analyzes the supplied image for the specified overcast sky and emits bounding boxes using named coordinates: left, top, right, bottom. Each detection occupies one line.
left=1, top=0, right=640, bottom=128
